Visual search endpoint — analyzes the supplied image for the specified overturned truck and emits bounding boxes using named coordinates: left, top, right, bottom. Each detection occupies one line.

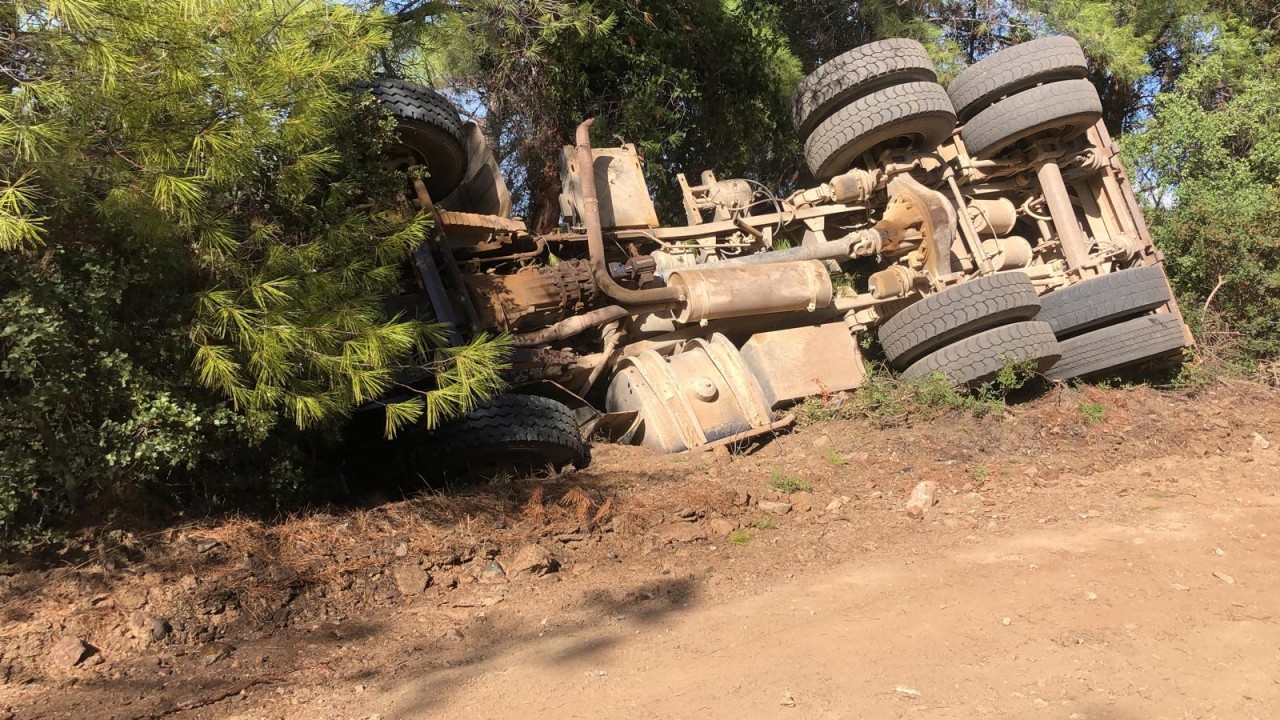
left=366, top=36, right=1191, bottom=475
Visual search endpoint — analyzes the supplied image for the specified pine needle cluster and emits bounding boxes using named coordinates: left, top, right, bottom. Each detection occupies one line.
left=0, top=0, right=506, bottom=541
left=3, top=0, right=505, bottom=434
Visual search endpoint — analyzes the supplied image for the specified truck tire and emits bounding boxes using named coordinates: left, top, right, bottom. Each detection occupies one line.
left=362, top=78, right=466, bottom=199
left=948, top=36, right=1088, bottom=121
left=1037, top=265, right=1172, bottom=337
left=900, top=321, right=1061, bottom=386
left=879, top=272, right=1040, bottom=368
left=791, top=38, right=937, bottom=141
left=960, top=79, right=1101, bottom=159
left=1045, top=314, right=1187, bottom=380
left=805, top=82, right=956, bottom=179
left=420, top=394, right=590, bottom=478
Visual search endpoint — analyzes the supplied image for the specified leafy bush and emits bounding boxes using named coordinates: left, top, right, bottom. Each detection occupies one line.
left=1126, top=50, right=1280, bottom=359
left=0, top=1, right=504, bottom=544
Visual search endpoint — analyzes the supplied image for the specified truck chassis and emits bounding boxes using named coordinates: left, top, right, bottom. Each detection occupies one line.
left=365, top=36, right=1191, bottom=475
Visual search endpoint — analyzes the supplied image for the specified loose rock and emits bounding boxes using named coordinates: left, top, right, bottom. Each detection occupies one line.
left=201, top=643, right=234, bottom=667
left=904, top=481, right=939, bottom=520
left=130, top=612, right=171, bottom=644
left=757, top=501, right=793, bottom=516
left=50, top=636, right=91, bottom=669
left=789, top=492, right=815, bottom=513
left=706, top=518, right=735, bottom=537
left=1253, top=433, right=1270, bottom=450
left=119, top=587, right=149, bottom=611
left=1212, top=571, right=1236, bottom=585
left=475, top=560, right=507, bottom=584
left=505, top=544, right=554, bottom=577
left=394, top=565, right=431, bottom=595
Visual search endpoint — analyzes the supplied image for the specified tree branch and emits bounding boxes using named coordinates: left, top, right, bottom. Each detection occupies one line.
left=1203, top=274, right=1226, bottom=315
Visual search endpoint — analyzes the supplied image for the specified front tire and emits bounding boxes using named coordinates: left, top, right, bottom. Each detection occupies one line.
left=418, top=394, right=591, bottom=479
left=362, top=78, right=467, bottom=199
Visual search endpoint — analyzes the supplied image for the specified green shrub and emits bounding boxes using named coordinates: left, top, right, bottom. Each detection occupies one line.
left=769, top=468, right=811, bottom=494
left=1126, top=52, right=1280, bottom=360
left=0, top=1, right=505, bottom=544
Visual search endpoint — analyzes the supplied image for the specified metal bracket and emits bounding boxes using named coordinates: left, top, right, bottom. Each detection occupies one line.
left=878, top=174, right=958, bottom=281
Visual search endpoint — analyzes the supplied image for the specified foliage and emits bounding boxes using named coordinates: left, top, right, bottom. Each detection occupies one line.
left=849, top=367, right=990, bottom=425
left=1080, top=401, right=1108, bottom=422
left=768, top=468, right=811, bottom=494
left=0, top=0, right=505, bottom=543
left=1125, top=46, right=1280, bottom=359
left=970, top=465, right=990, bottom=486
left=399, top=0, right=804, bottom=224
left=844, top=356, right=1043, bottom=427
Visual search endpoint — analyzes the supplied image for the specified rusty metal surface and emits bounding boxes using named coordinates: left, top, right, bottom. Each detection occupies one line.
left=1034, top=160, right=1094, bottom=276
left=682, top=414, right=796, bottom=455
left=462, top=259, right=596, bottom=333
left=739, top=323, right=867, bottom=408
left=605, top=333, right=774, bottom=454
left=879, top=175, right=958, bottom=280
left=667, top=261, right=833, bottom=324
left=966, top=198, right=1017, bottom=236
left=409, top=171, right=481, bottom=330
left=559, top=142, right=659, bottom=230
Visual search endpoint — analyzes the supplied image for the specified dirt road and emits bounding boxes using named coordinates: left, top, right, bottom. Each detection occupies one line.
left=289, top=450, right=1280, bottom=720
left=6, top=385, right=1280, bottom=719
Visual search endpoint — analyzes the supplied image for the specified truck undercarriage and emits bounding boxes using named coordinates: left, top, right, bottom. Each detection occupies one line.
left=365, top=36, right=1192, bottom=476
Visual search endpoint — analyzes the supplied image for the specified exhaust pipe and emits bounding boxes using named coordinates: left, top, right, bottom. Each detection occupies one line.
left=575, top=119, right=683, bottom=306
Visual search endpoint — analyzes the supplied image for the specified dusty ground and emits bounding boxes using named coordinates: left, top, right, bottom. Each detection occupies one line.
left=3, top=381, right=1280, bottom=719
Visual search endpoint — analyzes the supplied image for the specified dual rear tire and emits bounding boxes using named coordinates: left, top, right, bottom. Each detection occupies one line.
left=1039, top=266, right=1187, bottom=380
left=948, top=36, right=1101, bottom=158
left=879, top=272, right=1061, bottom=386
left=794, top=36, right=1105, bottom=175
left=879, top=266, right=1188, bottom=385
left=793, top=40, right=957, bottom=180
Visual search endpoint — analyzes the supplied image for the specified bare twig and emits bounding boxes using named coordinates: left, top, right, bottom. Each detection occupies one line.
left=1203, top=274, right=1226, bottom=314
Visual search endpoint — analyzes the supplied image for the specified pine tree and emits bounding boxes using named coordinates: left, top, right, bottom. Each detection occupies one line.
left=0, top=0, right=505, bottom=540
